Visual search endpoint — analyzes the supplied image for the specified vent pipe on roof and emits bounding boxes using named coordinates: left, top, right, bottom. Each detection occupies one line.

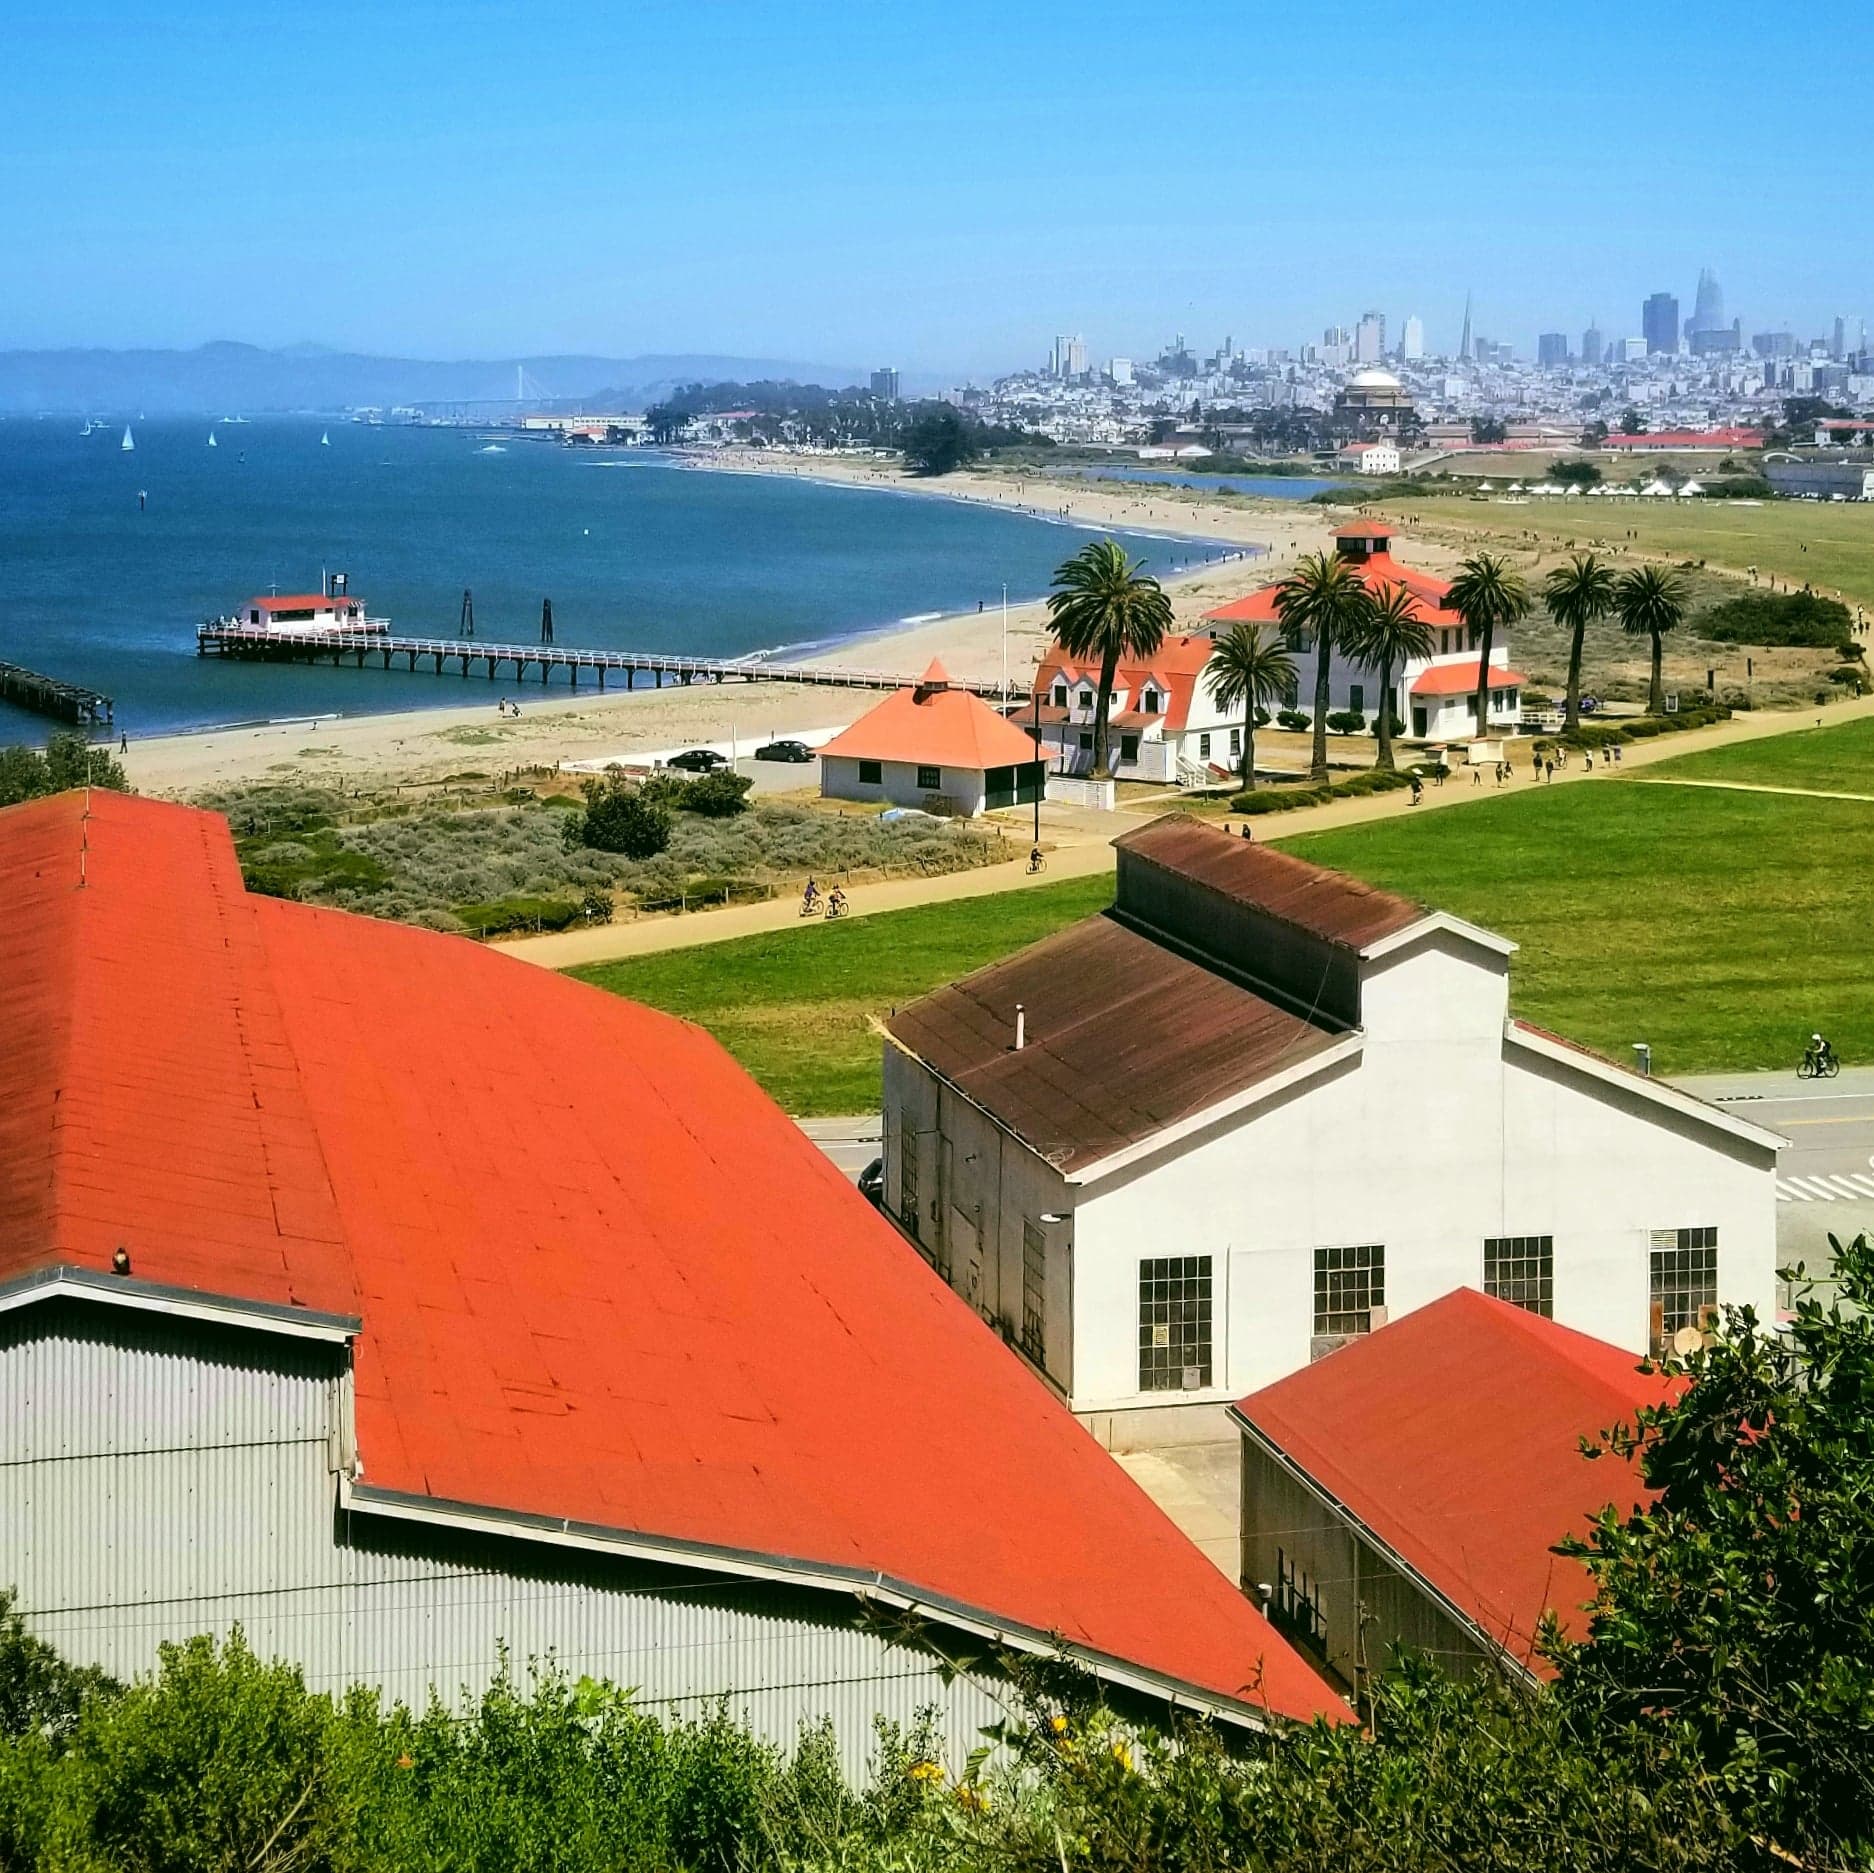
left=1014, top=1003, right=1026, bottom=1050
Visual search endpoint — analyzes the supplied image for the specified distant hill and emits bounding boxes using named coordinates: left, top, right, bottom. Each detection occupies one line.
left=0, top=342, right=869, bottom=415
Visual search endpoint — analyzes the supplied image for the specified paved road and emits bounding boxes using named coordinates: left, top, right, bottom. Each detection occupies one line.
left=795, top=1115, right=882, bottom=1182
left=1675, top=1068, right=1874, bottom=1279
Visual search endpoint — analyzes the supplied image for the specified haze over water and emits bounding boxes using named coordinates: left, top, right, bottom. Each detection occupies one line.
left=0, top=421, right=1260, bottom=741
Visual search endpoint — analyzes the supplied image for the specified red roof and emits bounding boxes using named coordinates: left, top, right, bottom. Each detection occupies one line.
left=1236, top=1290, right=1674, bottom=1667
left=1035, top=634, right=1219, bottom=733
left=818, top=660, right=1042, bottom=771
left=1207, top=550, right=1460, bottom=629
left=253, top=594, right=358, bottom=611
left=1410, top=660, right=1527, bottom=697
left=0, top=790, right=1342, bottom=1725
left=1334, top=520, right=1396, bottom=537
left=1599, top=428, right=1759, bottom=450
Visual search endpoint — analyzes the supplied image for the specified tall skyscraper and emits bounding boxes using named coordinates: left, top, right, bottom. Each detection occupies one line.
left=1065, top=336, right=1087, bottom=378
left=1643, top=293, right=1680, bottom=355
left=1355, top=311, right=1386, bottom=363
left=1581, top=321, right=1604, bottom=367
left=1537, top=332, right=1570, bottom=367
left=1458, top=292, right=1473, bottom=366
left=1109, top=357, right=1133, bottom=387
left=1833, top=315, right=1848, bottom=360
left=869, top=367, right=900, bottom=400
left=1689, top=269, right=1724, bottom=336
left=1400, top=315, right=1424, bottom=361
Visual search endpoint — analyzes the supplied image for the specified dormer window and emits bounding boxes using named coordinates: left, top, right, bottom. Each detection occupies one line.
left=1078, top=689, right=1095, bottom=710
left=1141, top=688, right=1162, bottom=714
left=1052, top=683, right=1068, bottom=707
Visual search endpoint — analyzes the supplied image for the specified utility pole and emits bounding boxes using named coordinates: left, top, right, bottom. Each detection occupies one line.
left=1001, top=583, right=1009, bottom=706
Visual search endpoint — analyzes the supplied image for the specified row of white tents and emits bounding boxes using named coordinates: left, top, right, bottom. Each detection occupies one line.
left=1494, top=479, right=1705, bottom=498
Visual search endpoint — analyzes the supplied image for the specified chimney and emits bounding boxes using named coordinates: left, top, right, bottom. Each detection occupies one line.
left=1014, top=1003, right=1026, bottom=1050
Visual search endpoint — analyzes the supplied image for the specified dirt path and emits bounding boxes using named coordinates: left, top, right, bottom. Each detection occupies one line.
left=497, top=690, right=1874, bottom=972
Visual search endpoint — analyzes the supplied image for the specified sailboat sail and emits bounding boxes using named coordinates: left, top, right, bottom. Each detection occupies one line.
left=320, top=432, right=330, bottom=446
left=121, top=426, right=134, bottom=452
left=207, top=431, right=218, bottom=447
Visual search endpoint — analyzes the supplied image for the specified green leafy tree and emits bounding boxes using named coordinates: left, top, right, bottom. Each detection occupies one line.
left=1544, top=552, right=1617, bottom=732
left=899, top=404, right=977, bottom=476
left=1620, top=407, right=1647, bottom=435
left=1206, top=624, right=1295, bottom=789
left=0, top=732, right=127, bottom=809
left=1552, top=1232, right=1874, bottom=1868
left=1549, top=457, right=1602, bottom=488
left=1470, top=416, right=1507, bottom=444
left=1275, top=553, right=1372, bottom=782
left=1344, top=584, right=1433, bottom=771
left=569, top=774, right=672, bottom=858
left=1615, top=563, right=1689, bottom=713
left=1446, top=552, right=1531, bottom=743
left=1046, top=540, right=1173, bottom=777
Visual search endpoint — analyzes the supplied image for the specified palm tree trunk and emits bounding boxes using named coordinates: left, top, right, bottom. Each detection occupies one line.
left=1564, top=624, right=1585, bottom=734
left=1650, top=632, right=1664, bottom=713
left=1093, top=646, right=1119, bottom=777
left=1375, top=654, right=1395, bottom=770
left=1471, top=622, right=1495, bottom=743
left=1311, top=632, right=1331, bottom=781
left=1241, top=703, right=1255, bottom=790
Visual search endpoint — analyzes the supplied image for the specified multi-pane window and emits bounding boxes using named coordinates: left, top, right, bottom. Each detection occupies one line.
left=898, top=1128, right=920, bottom=1236
left=1275, top=1548, right=1326, bottom=1650
left=1021, top=1221, right=1047, bottom=1362
left=858, top=759, right=882, bottom=784
left=1138, top=1255, right=1212, bottom=1392
left=1199, top=732, right=1212, bottom=758
left=1649, top=1227, right=1717, bottom=1358
left=1314, top=1244, right=1384, bottom=1339
left=916, top=764, right=941, bottom=790
left=1484, top=1235, right=1554, bottom=1317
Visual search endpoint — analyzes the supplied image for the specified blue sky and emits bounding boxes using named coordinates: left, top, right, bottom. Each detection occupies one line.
left=3, top=0, right=1867, bottom=375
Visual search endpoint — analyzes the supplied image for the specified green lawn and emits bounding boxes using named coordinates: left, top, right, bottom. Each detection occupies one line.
left=1641, top=714, right=1874, bottom=796
left=1281, top=781, right=1874, bottom=1075
left=570, top=874, right=1115, bottom=1114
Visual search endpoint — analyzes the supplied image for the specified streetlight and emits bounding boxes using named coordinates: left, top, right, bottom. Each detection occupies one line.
left=1001, top=583, right=1009, bottom=707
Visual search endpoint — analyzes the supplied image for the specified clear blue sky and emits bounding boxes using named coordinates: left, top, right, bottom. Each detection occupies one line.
left=5, top=0, right=1868, bottom=376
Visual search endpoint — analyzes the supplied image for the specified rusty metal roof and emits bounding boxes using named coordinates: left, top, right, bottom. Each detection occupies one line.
left=1115, top=817, right=1424, bottom=953
left=886, top=913, right=1346, bottom=1174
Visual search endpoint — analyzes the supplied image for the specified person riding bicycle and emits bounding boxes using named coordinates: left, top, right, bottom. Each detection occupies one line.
left=1409, top=776, right=1423, bottom=806
left=801, top=877, right=820, bottom=909
left=1808, top=1031, right=1837, bottom=1074
left=1028, top=845, right=1045, bottom=873
left=827, top=885, right=848, bottom=917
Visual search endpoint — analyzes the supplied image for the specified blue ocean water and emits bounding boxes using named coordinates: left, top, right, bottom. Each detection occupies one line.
left=0, top=421, right=1245, bottom=740
left=1059, top=465, right=1347, bottom=499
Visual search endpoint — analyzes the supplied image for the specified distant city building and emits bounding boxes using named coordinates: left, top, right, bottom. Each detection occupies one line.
left=1049, top=334, right=1087, bottom=379
left=1688, top=268, right=1725, bottom=336
left=1832, top=315, right=1847, bottom=360
left=1581, top=322, right=1604, bottom=367
left=869, top=367, right=900, bottom=400
left=1689, top=321, right=1742, bottom=357
left=1458, top=291, right=1473, bottom=365
left=1753, top=330, right=1797, bottom=360
left=1643, top=292, right=1681, bottom=355
left=1332, top=365, right=1415, bottom=438
left=1622, top=335, right=1648, bottom=363
left=1356, top=311, right=1386, bottom=363
left=1537, top=332, right=1570, bottom=367
left=1400, top=315, right=1425, bottom=361
left=1108, top=356, right=1133, bottom=387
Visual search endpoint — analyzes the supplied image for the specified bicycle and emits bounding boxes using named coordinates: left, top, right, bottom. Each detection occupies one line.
left=1798, top=1049, right=1842, bottom=1080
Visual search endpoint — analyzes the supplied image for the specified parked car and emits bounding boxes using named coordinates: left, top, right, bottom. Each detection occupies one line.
left=857, top=1157, right=884, bottom=1206
left=754, top=739, right=814, bottom=764
left=667, top=747, right=727, bottom=772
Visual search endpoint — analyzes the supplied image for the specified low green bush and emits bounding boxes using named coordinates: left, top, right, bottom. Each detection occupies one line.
left=1325, top=710, right=1367, bottom=736
left=1229, top=768, right=1414, bottom=815
left=1275, top=709, right=1311, bottom=732
left=452, top=894, right=585, bottom=936
left=1699, top=590, right=1853, bottom=647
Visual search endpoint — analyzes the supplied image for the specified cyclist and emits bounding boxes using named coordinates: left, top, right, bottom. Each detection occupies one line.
left=827, top=885, right=848, bottom=919
left=1808, top=1031, right=1837, bottom=1075
left=800, top=877, right=820, bottom=914
left=1028, top=845, right=1045, bottom=873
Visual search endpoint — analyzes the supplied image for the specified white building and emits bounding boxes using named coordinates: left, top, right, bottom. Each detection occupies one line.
left=0, top=790, right=1344, bottom=1760
left=817, top=659, right=1044, bottom=815
left=1031, top=634, right=1246, bottom=784
left=1400, top=316, right=1425, bottom=362
left=1207, top=520, right=1526, bottom=741
left=1109, top=356, right=1134, bottom=387
left=1337, top=440, right=1402, bottom=476
left=882, top=818, right=1780, bottom=1451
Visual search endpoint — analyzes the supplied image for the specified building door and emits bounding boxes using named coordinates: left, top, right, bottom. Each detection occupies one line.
left=1412, top=706, right=1428, bottom=738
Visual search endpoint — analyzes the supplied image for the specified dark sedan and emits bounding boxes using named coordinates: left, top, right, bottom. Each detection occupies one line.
left=857, top=1157, right=884, bottom=1206
left=754, top=739, right=815, bottom=764
left=666, top=747, right=728, bottom=773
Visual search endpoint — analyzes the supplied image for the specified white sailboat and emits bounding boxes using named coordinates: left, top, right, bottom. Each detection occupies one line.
left=207, top=430, right=218, bottom=448
left=320, top=431, right=330, bottom=447
left=121, top=426, right=135, bottom=452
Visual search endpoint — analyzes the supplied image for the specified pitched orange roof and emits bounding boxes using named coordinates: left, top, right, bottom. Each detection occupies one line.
left=1206, top=550, right=1459, bottom=628
left=1236, top=1290, right=1674, bottom=1667
left=1410, top=660, right=1527, bottom=697
left=817, top=668, right=1042, bottom=770
left=1035, top=634, right=1219, bottom=733
left=0, top=790, right=1342, bottom=1726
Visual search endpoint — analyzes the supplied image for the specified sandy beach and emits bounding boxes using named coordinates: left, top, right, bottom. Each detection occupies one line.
left=121, top=452, right=1398, bottom=798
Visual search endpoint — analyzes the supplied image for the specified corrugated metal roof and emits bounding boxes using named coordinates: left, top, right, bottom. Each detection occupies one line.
left=887, top=913, right=1344, bottom=1174
left=1115, top=817, right=1424, bottom=952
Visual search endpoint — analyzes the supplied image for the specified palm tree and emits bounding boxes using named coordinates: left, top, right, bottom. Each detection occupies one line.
left=1046, top=540, right=1174, bottom=777
left=1544, top=553, right=1616, bottom=733
left=1615, top=564, right=1689, bottom=713
left=1345, top=584, right=1433, bottom=771
left=1207, top=624, right=1296, bottom=790
left=1446, top=552, right=1532, bottom=742
left=1274, top=552, right=1372, bottom=781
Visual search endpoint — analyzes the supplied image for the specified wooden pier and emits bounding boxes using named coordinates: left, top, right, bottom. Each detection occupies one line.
left=0, top=661, right=114, bottom=727
left=195, top=623, right=1029, bottom=701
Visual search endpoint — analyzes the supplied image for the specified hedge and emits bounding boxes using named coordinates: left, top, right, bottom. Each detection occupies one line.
left=1229, top=768, right=1418, bottom=815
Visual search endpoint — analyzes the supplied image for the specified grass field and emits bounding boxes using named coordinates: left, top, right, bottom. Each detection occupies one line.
left=1281, top=779, right=1874, bottom=1075
left=1384, top=493, right=1874, bottom=616
left=1641, top=714, right=1874, bottom=796
left=571, top=873, right=1115, bottom=1114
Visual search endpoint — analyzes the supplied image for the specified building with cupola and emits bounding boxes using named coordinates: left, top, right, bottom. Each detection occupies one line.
left=1332, top=366, right=1415, bottom=438
left=1205, top=521, right=1525, bottom=743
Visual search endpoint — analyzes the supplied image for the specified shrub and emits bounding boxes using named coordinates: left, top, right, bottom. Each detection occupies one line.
left=1325, top=710, right=1367, bottom=736
left=1699, top=590, right=1853, bottom=647
left=572, top=776, right=672, bottom=858
left=1275, top=709, right=1311, bottom=732
left=452, top=894, right=584, bottom=936
left=677, top=770, right=754, bottom=818
left=0, top=731, right=128, bottom=809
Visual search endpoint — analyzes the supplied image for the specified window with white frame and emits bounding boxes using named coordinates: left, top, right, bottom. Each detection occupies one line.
left=1199, top=732, right=1211, bottom=758
left=1314, top=1244, right=1384, bottom=1340
left=1649, top=1227, right=1717, bottom=1358
left=1138, top=1255, right=1212, bottom=1391
left=1484, top=1235, right=1553, bottom=1316
left=1052, top=683, right=1068, bottom=707
left=1142, top=687, right=1161, bottom=713
left=1078, top=689, right=1095, bottom=709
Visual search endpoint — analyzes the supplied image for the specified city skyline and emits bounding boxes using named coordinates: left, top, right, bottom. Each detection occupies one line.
left=5, top=0, right=1870, bottom=375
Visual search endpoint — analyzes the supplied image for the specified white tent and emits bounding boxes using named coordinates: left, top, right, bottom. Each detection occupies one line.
left=1641, top=479, right=1673, bottom=497
left=1506, top=481, right=1525, bottom=493
left=1610, top=484, right=1638, bottom=497
left=1677, top=479, right=1704, bottom=497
